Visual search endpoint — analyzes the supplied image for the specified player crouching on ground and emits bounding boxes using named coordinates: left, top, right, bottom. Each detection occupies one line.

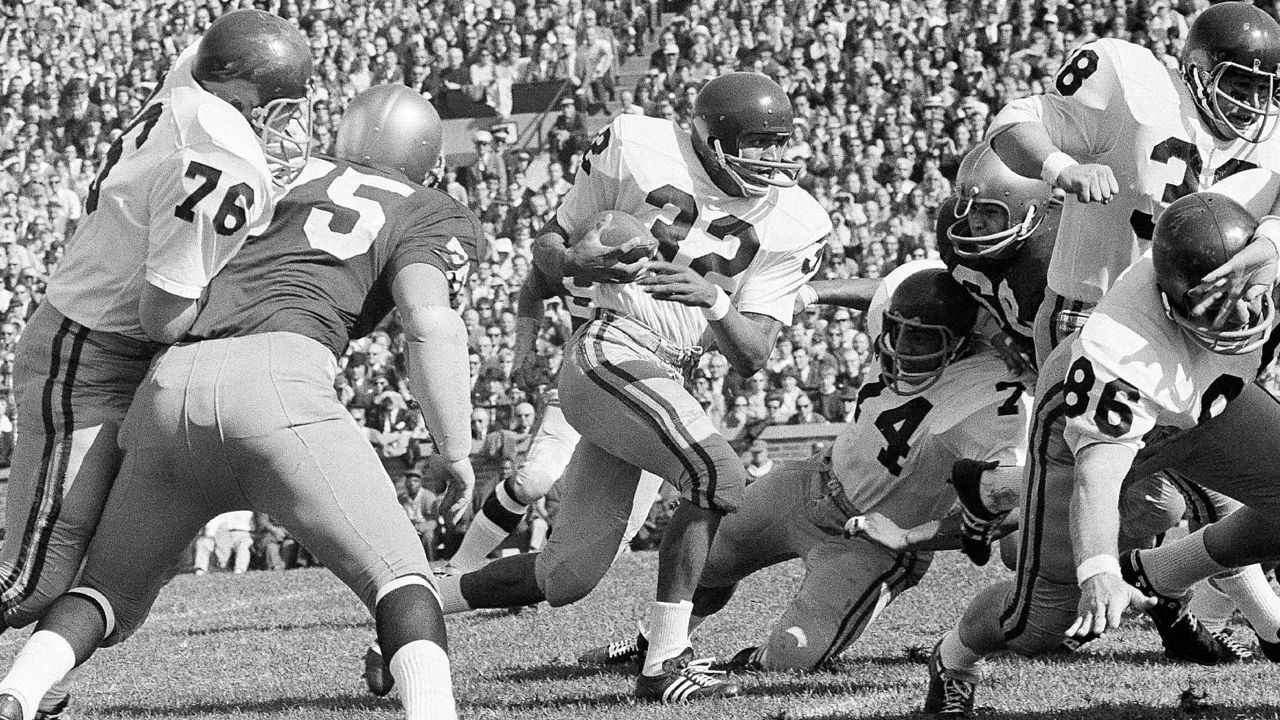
left=0, top=85, right=479, bottom=720
left=580, top=263, right=1030, bottom=672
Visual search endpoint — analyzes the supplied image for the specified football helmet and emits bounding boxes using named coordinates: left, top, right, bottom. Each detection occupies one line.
left=876, top=266, right=978, bottom=395
left=336, top=85, right=444, bottom=186
left=691, top=72, right=804, bottom=196
left=193, top=9, right=314, bottom=185
left=1181, top=2, right=1280, bottom=143
left=948, top=142, right=1056, bottom=261
left=1153, top=192, right=1274, bottom=355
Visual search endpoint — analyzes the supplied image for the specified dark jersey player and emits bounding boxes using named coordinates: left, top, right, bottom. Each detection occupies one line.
left=0, top=85, right=480, bottom=720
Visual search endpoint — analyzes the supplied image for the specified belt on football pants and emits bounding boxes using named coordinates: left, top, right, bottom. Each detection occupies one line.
left=590, top=307, right=703, bottom=379
left=816, top=447, right=861, bottom=520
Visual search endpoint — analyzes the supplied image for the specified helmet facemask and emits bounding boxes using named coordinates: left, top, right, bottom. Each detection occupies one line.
left=877, top=312, right=968, bottom=395
left=948, top=194, right=1042, bottom=261
left=709, top=132, right=803, bottom=197
left=1161, top=286, right=1275, bottom=355
left=253, top=94, right=313, bottom=188
left=1187, top=60, right=1280, bottom=143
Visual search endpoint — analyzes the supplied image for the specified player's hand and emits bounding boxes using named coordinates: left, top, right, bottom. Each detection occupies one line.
left=638, top=261, right=720, bottom=307
left=1067, top=572, right=1157, bottom=639
left=565, top=215, right=650, bottom=284
left=441, top=457, right=476, bottom=529
left=1187, top=237, right=1278, bottom=329
left=990, top=331, right=1034, bottom=375
left=1055, top=163, right=1119, bottom=204
left=845, top=513, right=911, bottom=551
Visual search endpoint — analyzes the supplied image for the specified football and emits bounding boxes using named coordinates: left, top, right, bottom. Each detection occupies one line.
left=586, top=210, right=659, bottom=263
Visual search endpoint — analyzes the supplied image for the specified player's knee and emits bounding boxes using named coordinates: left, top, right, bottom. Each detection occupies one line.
left=43, top=587, right=119, bottom=661
left=762, top=624, right=826, bottom=671
left=690, top=449, right=747, bottom=514
left=536, top=552, right=611, bottom=608
left=511, top=466, right=557, bottom=504
left=374, top=575, right=446, bottom=658
left=1120, top=474, right=1186, bottom=539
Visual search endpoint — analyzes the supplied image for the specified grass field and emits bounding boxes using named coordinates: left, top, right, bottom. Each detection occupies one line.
left=22, top=550, right=1280, bottom=720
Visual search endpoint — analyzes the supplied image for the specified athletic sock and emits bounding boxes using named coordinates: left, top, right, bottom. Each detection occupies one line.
left=937, top=629, right=983, bottom=682
left=435, top=575, right=472, bottom=615
left=389, top=640, right=456, bottom=720
left=642, top=600, right=693, bottom=676
left=0, top=631, right=76, bottom=720
left=1139, top=529, right=1231, bottom=598
left=1214, top=565, right=1280, bottom=643
left=1188, top=578, right=1235, bottom=633
left=449, top=482, right=529, bottom=572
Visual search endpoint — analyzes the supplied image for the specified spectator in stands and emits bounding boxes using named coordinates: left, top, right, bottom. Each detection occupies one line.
left=744, top=439, right=774, bottom=484
left=548, top=94, right=589, bottom=168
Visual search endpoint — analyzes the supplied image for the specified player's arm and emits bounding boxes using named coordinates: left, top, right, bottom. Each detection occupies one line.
left=1189, top=175, right=1280, bottom=329
left=794, top=277, right=882, bottom=314
left=988, top=42, right=1119, bottom=204
left=394, top=262, right=475, bottom=526
left=140, top=144, right=272, bottom=343
left=532, top=215, right=649, bottom=284
left=515, top=265, right=557, bottom=371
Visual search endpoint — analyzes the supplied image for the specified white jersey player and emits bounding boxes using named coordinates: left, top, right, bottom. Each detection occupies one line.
left=579, top=263, right=1030, bottom=672
left=431, top=73, right=829, bottom=703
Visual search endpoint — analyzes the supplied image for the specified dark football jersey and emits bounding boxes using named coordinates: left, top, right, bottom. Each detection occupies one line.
left=935, top=195, right=1056, bottom=364
left=188, top=156, right=482, bottom=357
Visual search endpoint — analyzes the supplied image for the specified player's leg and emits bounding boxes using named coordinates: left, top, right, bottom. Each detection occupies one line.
left=0, top=439, right=211, bottom=720
left=220, top=333, right=455, bottom=720
left=561, top=320, right=744, bottom=700
left=1031, top=291, right=1094, bottom=368
left=0, top=306, right=154, bottom=629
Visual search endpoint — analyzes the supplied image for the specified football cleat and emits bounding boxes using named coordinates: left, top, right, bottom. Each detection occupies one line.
left=710, top=645, right=765, bottom=673
left=0, top=694, right=22, bottom=720
left=634, top=648, right=742, bottom=703
left=924, top=641, right=976, bottom=717
left=35, top=689, right=70, bottom=720
left=1256, top=629, right=1280, bottom=663
left=578, top=630, right=648, bottom=667
left=1120, top=550, right=1252, bottom=665
left=363, top=644, right=395, bottom=697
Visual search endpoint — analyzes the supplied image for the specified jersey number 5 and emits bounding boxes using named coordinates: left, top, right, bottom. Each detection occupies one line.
left=304, top=167, right=414, bottom=260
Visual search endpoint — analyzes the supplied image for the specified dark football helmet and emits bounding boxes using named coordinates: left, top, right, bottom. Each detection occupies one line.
left=876, top=266, right=979, bottom=395
left=336, top=85, right=444, bottom=186
left=948, top=142, right=1056, bottom=261
left=691, top=72, right=804, bottom=196
left=193, top=9, right=313, bottom=185
left=1181, top=1, right=1280, bottom=143
left=1154, top=192, right=1273, bottom=355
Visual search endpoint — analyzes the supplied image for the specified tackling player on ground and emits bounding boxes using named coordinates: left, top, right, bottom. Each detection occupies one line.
left=0, top=85, right=480, bottom=720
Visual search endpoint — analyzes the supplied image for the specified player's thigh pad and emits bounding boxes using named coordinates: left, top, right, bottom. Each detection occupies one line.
left=559, top=323, right=743, bottom=512
left=1031, top=290, right=1093, bottom=370
left=764, top=538, right=930, bottom=670
left=512, top=398, right=581, bottom=502
left=535, top=440, right=642, bottom=607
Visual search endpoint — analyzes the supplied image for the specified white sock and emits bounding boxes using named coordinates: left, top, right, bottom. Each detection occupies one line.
left=435, top=575, right=471, bottom=615
left=642, top=600, right=692, bottom=676
left=1188, top=579, right=1235, bottom=633
left=1214, top=565, right=1280, bottom=643
left=1139, top=529, right=1230, bottom=598
left=0, top=630, right=76, bottom=720
left=449, top=514, right=510, bottom=573
left=389, top=640, right=456, bottom=720
left=938, top=629, right=983, bottom=682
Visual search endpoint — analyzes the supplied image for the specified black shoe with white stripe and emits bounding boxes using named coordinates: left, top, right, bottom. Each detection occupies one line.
left=35, top=690, right=69, bottom=720
left=710, top=645, right=765, bottom=673
left=634, top=648, right=741, bottom=703
left=578, top=631, right=648, bottom=667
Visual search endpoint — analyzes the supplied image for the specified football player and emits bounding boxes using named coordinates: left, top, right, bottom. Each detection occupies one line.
left=926, top=192, right=1280, bottom=717
left=0, top=85, right=479, bottom=720
left=578, top=264, right=1030, bottom=672
left=0, top=10, right=311, bottom=717
left=431, top=72, right=830, bottom=702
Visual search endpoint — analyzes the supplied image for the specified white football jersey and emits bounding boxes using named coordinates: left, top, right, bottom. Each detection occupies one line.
left=46, top=41, right=275, bottom=340
left=991, top=38, right=1280, bottom=304
left=1062, top=254, right=1276, bottom=454
left=556, top=114, right=831, bottom=348
left=830, top=348, right=1032, bottom=530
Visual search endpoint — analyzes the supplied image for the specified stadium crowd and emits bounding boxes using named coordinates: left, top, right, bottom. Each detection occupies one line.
left=0, top=0, right=1262, bottom=568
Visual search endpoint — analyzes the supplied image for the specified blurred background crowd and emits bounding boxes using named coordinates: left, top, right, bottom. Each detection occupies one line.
left=0, top=0, right=1267, bottom=571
